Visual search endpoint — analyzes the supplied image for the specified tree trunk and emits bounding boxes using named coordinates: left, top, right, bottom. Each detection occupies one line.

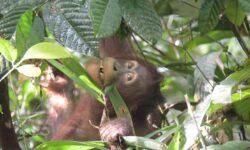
left=0, top=78, right=21, bottom=150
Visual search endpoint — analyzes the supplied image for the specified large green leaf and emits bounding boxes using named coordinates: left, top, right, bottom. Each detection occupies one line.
left=239, top=0, right=250, bottom=13
left=198, top=0, right=224, bottom=33
left=27, top=16, right=45, bottom=48
left=225, top=0, right=245, bottom=26
left=16, top=10, right=33, bottom=57
left=119, top=0, right=162, bottom=43
left=0, top=0, right=18, bottom=12
left=23, top=42, right=71, bottom=60
left=0, top=4, right=33, bottom=39
left=43, top=0, right=99, bottom=56
left=0, top=0, right=44, bottom=14
left=0, top=39, right=17, bottom=62
left=90, top=0, right=122, bottom=38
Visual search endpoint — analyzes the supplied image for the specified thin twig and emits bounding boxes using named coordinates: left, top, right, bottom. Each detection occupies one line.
left=231, top=24, right=250, bottom=57
left=184, top=95, right=207, bottom=150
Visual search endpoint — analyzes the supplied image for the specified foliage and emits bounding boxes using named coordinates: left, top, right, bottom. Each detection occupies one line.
left=1, top=0, right=250, bottom=149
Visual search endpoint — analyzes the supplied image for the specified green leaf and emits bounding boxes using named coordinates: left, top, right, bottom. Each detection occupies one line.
left=194, top=52, right=221, bottom=99
left=211, top=66, right=250, bottom=104
left=232, top=89, right=250, bottom=121
left=105, top=85, right=131, bottom=118
left=27, top=16, right=45, bottom=47
left=48, top=59, right=103, bottom=104
left=0, top=4, right=33, bottom=39
left=154, top=0, right=172, bottom=16
left=90, top=0, right=122, bottom=38
left=169, top=128, right=185, bottom=150
left=185, top=30, right=234, bottom=49
left=169, top=0, right=201, bottom=18
left=207, top=141, right=250, bottom=150
left=16, top=64, right=41, bottom=77
left=0, top=39, right=17, bottom=62
left=198, top=0, right=224, bottom=33
left=16, top=10, right=33, bottom=57
left=149, top=125, right=177, bottom=142
left=43, top=0, right=99, bottom=56
left=35, top=140, right=108, bottom=150
left=123, top=136, right=167, bottom=150
left=225, top=0, right=245, bottom=26
left=119, top=0, right=162, bottom=42
left=105, top=85, right=135, bottom=134
left=23, top=42, right=71, bottom=60
left=239, top=0, right=250, bottom=13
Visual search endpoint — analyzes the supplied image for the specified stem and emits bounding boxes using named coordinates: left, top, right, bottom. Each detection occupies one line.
left=184, top=95, right=207, bottom=150
left=0, top=59, right=23, bottom=83
left=231, top=24, right=250, bottom=57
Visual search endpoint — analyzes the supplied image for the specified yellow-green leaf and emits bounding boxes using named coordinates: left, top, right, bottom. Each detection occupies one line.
left=17, top=64, right=41, bottom=77
left=0, top=39, right=17, bottom=62
left=23, top=42, right=71, bottom=60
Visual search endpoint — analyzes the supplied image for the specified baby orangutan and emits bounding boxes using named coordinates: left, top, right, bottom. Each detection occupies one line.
left=42, top=36, right=163, bottom=147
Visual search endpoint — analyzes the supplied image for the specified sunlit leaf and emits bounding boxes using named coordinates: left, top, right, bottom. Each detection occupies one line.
left=17, top=64, right=41, bottom=77
left=169, top=127, right=185, bottom=150
left=211, top=66, right=250, bottom=104
left=232, top=89, right=250, bottom=121
left=16, top=10, right=33, bottom=57
left=0, top=39, right=17, bottom=62
left=23, top=42, right=71, bottom=60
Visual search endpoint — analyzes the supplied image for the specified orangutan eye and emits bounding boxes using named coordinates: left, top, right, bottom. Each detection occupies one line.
left=127, top=62, right=133, bottom=69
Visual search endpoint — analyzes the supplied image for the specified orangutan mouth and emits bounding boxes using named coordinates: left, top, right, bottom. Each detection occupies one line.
left=99, top=60, right=104, bottom=86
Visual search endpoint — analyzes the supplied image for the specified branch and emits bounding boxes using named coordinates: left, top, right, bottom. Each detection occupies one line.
left=231, top=24, right=250, bottom=57
left=0, top=78, right=21, bottom=150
